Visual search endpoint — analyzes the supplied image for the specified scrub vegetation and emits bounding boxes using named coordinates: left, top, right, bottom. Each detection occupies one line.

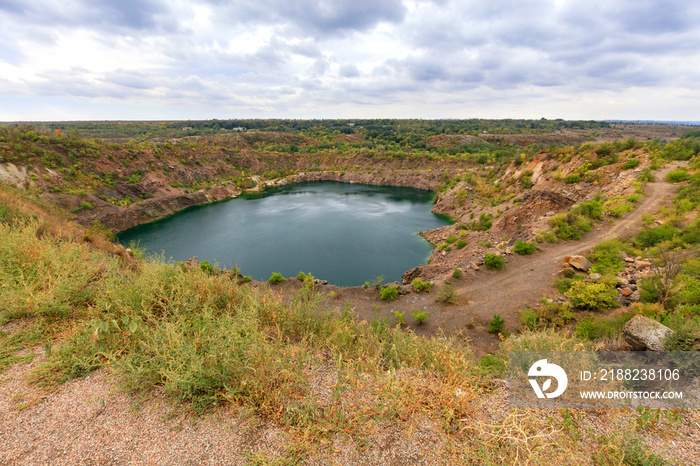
left=2, top=119, right=700, bottom=463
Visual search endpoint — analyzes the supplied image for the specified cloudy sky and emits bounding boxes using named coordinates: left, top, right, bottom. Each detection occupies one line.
left=1, top=0, right=699, bottom=121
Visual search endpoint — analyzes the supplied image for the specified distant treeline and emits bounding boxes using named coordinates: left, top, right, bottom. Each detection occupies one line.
left=14, top=118, right=612, bottom=141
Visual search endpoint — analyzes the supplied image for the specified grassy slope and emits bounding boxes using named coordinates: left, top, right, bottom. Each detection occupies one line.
left=3, top=123, right=700, bottom=462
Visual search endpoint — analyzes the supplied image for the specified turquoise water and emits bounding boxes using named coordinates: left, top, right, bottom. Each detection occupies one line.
left=117, top=182, right=452, bottom=286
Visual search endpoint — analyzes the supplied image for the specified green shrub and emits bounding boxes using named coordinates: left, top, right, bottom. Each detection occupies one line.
left=269, top=272, right=286, bottom=284
left=513, top=239, right=536, bottom=255
left=588, top=239, right=632, bottom=275
left=380, top=285, right=399, bottom=301
left=548, top=213, right=591, bottom=240
left=411, top=278, right=433, bottom=293
left=665, top=168, right=689, bottom=183
left=553, top=276, right=583, bottom=293
left=622, top=159, right=641, bottom=169
left=565, top=281, right=618, bottom=310
left=470, top=213, right=492, bottom=231
left=536, top=230, right=558, bottom=243
left=393, top=310, right=406, bottom=326
left=565, top=174, right=581, bottom=184
left=452, top=268, right=463, bottom=279
left=519, top=309, right=540, bottom=330
left=639, top=168, right=655, bottom=182
left=199, top=260, right=216, bottom=275
left=575, top=311, right=636, bottom=340
left=634, top=224, right=680, bottom=248
left=411, top=309, right=430, bottom=325
left=456, top=239, right=467, bottom=249
left=484, top=253, right=505, bottom=270
left=435, top=283, right=457, bottom=304
left=296, top=271, right=308, bottom=281
left=446, top=235, right=457, bottom=244
left=487, top=314, right=505, bottom=334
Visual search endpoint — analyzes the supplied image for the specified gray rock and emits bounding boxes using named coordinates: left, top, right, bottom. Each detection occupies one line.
left=630, top=290, right=641, bottom=301
left=615, top=277, right=630, bottom=286
left=590, top=272, right=602, bottom=280
left=623, top=315, right=674, bottom=351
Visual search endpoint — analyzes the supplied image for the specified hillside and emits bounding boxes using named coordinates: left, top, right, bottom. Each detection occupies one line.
left=2, top=120, right=700, bottom=464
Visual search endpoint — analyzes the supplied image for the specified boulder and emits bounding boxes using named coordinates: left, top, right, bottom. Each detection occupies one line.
left=563, top=255, right=592, bottom=272
left=589, top=272, right=602, bottom=281
left=623, top=315, right=674, bottom=351
left=636, top=260, right=652, bottom=270
left=615, top=276, right=630, bottom=286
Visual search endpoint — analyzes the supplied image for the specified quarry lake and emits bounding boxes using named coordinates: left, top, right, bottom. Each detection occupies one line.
left=117, top=182, right=452, bottom=286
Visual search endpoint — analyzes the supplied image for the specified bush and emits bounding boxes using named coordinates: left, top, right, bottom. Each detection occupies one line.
left=452, top=268, right=463, bottom=279
left=634, top=224, right=680, bottom=248
left=553, top=276, right=582, bottom=293
left=411, top=277, right=433, bottom=293
left=446, top=235, right=457, bottom=244
left=519, top=309, right=540, bottom=330
left=549, top=213, right=591, bottom=241
left=575, top=311, right=636, bottom=340
left=456, top=239, right=467, bottom=249
left=410, top=309, right=429, bottom=325
left=393, top=310, right=406, bottom=326
left=435, top=283, right=457, bottom=304
left=588, top=239, right=631, bottom=275
left=199, top=260, right=216, bottom=275
left=622, top=159, right=641, bottom=169
left=665, top=168, right=689, bottom=183
left=269, top=272, right=286, bottom=284
left=639, top=168, right=655, bottom=182
left=565, top=174, right=581, bottom=184
left=380, top=285, right=399, bottom=301
left=565, top=281, right=618, bottom=310
left=513, top=239, right=536, bottom=255
left=487, top=314, right=505, bottom=334
left=484, top=253, right=505, bottom=270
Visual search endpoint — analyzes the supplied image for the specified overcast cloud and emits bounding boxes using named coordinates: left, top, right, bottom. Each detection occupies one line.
left=1, top=0, right=699, bottom=120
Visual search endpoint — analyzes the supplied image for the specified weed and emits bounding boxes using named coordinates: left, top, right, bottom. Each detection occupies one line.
left=410, top=309, right=429, bottom=325
left=380, top=285, right=399, bottom=301
left=411, top=277, right=433, bottom=293
left=435, top=283, right=457, bottom=304
left=269, top=272, right=286, bottom=284
left=487, top=314, right=505, bottom=334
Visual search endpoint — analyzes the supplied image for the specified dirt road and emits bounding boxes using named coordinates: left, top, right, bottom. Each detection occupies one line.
left=408, top=164, right=682, bottom=353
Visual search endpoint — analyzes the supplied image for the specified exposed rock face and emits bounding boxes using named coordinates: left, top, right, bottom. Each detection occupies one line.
left=562, top=255, right=592, bottom=272
left=623, top=315, right=674, bottom=351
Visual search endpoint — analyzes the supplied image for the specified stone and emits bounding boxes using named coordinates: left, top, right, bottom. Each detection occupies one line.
left=623, top=315, right=674, bottom=351
left=630, top=290, right=641, bottom=301
left=636, top=260, right=652, bottom=270
left=620, top=251, right=635, bottom=263
left=563, top=255, right=592, bottom=272
left=616, top=277, right=630, bottom=286
left=621, top=287, right=633, bottom=297
left=589, top=273, right=602, bottom=280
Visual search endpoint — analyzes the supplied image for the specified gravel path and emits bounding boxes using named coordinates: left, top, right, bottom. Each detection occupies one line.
left=2, top=350, right=698, bottom=465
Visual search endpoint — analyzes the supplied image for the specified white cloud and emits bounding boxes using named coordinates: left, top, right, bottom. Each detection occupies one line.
left=0, top=0, right=699, bottom=120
